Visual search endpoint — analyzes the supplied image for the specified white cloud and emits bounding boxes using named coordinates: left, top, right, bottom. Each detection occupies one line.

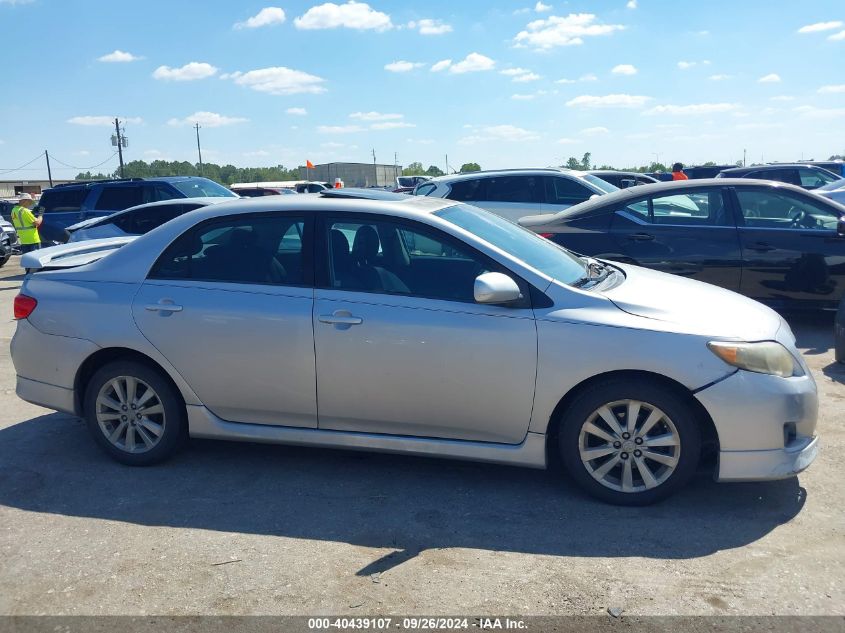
left=168, top=111, right=248, bottom=127
left=98, top=49, right=142, bottom=63
left=153, top=62, right=218, bottom=81
left=643, top=103, right=739, bottom=115
left=431, top=59, right=452, bottom=72
left=459, top=124, right=540, bottom=144
left=370, top=121, right=416, bottom=130
left=709, top=74, right=731, bottom=81
left=829, top=30, right=845, bottom=41
left=535, top=1, right=552, bottom=12
left=677, top=61, right=695, bottom=70
left=317, top=125, right=366, bottom=133
left=798, top=20, right=843, bottom=33
left=0, top=0, right=35, bottom=4
left=555, top=78, right=575, bottom=84
left=819, top=84, right=845, bottom=94
left=67, top=116, right=143, bottom=126
left=350, top=111, right=403, bottom=121
left=385, top=60, right=425, bottom=72
left=579, top=73, right=598, bottom=82
left=626, top=0, right=637, bottom=8
left=449, top=52, right=495, bottom=74
left=794, top=105, right=845, bottom=119
left=501, top=67, right=531, bottom=76
left=511, top=93, right=536, bottom=100
left=611, top=64, right=637, bottom=75
left=407, top=138, right=434, bottom=145
left=514, top=13, right=625, bottom=50
left=734, top=122, right=784, bottom=131
left=566, top=94, right=652, bottom=108
left=513, top=72, right=542, bottom=82
left=581, top=126, right=610, bottom=135
left=557, top=137, right=578, bottom=144
left=407, top=18, right=452, bottom=35
left=234, top=7, right=286, bottom=29
left=294, top=1, right=392, bottom=31
left=228, top=66, right=327, bottom=95
left=770, top=95, right=795, bottom=101
left=286, top=107, right=308, bottom=115
left=758, top=73, right=781, bottom=83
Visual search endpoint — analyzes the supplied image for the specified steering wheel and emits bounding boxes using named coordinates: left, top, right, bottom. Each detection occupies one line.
left=788, top=208, right=806, bottom=228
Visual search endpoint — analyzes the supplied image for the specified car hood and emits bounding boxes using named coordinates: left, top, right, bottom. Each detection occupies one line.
left=601, top=262, right=784, bottom=341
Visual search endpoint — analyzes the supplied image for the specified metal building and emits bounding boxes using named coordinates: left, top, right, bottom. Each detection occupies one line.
left=300, top=162, right=402, bottom=188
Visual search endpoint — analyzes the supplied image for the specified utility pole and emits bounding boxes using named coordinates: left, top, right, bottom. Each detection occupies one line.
left=195, top=123, right=204, bottom=176
left=114, top=118, right=125, bottom=178
left=44, top=150, right=53, bottom=187
left=372, top=148, right=377, bottom=186
left=743, top=148, right=746, bottom=167
left=445, top=154, right=449, bottom=174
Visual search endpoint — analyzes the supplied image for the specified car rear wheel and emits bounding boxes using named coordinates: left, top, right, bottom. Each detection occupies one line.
left=558, top=377, right=701, bottom=505
left=84, top=360, right=186, bottom=465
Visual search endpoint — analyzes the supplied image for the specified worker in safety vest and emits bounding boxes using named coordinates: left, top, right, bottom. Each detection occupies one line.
left=10, top=193, right=42, bottom=253
left=671, top=162, right=689, bottom=181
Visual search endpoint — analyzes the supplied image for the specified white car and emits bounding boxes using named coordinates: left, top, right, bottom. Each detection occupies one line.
left=414, top=168, right=618, bottom=223
left=67, top=197, right=230, bottom=243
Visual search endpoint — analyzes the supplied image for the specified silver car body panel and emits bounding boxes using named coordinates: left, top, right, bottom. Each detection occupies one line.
left=10, top=195, right=819, bottom=480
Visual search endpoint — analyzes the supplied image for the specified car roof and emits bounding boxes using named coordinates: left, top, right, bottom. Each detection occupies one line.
left=319, top=187, right=410, bottom=201
left=587, top=170, right=651, bottom=177
left=720, top=164, right=826, bottom=174
left=426, top=167, right=583, bottom=183
left=541, top=178, right=820, bottom=220
left=44, top=176, right=215, bottom=191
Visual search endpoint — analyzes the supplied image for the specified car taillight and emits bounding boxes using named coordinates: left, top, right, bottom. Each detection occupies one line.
left=13, top=294, right=37, bottom=320
left=539, top=233, right=554, bottom=239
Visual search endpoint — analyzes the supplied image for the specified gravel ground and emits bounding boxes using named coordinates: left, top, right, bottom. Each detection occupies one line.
left=0, top=256, right=843, bottom=616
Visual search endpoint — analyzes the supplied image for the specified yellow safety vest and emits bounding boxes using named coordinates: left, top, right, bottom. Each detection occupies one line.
left=11, top=205, right=41, bottom=245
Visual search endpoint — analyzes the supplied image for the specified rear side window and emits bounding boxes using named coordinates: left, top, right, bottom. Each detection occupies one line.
left=95, top=186, right=144, bottom=211
left=747, top=169, right=799, bottom=186
left=150, top=214, right=309, bottom=286
left=446, top=178, right=487, bottom=201
left=414, top=183, right=436, bottom=197
left=485, top=175, right=542, bottom=203
left=36, top=188, right=88, bottom=214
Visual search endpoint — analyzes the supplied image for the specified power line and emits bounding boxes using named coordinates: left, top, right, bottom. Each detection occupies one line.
left=0, top=152, right=47, bottom=176
left=49, top=152, right=119, bottom=171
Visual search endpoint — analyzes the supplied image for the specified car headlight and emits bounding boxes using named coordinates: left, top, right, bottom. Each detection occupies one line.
left=707, top=341, right=804, bottom=378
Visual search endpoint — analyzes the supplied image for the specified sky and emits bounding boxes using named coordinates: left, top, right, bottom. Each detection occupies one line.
left=1, top=0, right=844, bottom=180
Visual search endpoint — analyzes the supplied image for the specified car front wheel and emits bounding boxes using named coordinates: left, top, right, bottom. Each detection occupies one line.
left=84, top=360, right=186, bottom=465
left=558, top=378, right=701, bottom=505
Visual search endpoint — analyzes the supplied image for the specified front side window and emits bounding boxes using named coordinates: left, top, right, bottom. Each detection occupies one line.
left=544, top=176, right=594, bottom=205
left=579, top=174, right=619, bottom=194
left=799, top=168, right=837, bottom=189
left=414, top=183, right=436, bottom=197
left=736, top=190, right=840, bottom=230
left=170, top=178, right=237, bottom=198
left=151, top=214, right=307, bottom=285
left=485, top=176, right=543, bottom=203
left=325, top=217, right=493, bottom=302
left=650, top=190, right=731, bottom=226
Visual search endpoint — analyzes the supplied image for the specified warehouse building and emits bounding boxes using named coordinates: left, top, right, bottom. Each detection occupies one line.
left=300, top=162, right=401, bottom=188
left=0, top=179, right=73, bottom=198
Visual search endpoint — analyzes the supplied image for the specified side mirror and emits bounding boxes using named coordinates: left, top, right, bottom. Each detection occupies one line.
left=474, top=272, right=521, bottom=305
left=838, top=219, right=845, bottom=237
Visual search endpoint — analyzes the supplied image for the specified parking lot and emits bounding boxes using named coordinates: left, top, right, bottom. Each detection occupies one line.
left=0, top=255, right=843, bottom=617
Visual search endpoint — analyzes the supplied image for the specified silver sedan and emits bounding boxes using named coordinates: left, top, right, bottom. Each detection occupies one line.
left=10, top=195, right=818, bottom=505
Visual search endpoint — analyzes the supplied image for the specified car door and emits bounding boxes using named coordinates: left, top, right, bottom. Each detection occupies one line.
left=731, top=187, right=845, bottom=307
left=132, top=212, right=318, bottom=427
left=313, top=213, right=537, bottom=444
left=609, top=187, right=743, bottom=290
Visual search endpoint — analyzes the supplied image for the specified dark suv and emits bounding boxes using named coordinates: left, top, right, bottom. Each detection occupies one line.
left=34, top=177, right=237, bottom=230
left=717, top=164, right=840, bottom=190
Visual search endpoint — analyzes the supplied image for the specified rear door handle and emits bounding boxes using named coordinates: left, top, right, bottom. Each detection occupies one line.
left=145, top=303, right=183, bottom=313
left=627, top=233, right=655, bottom=242
left=319, top=314, right=363, bottom=325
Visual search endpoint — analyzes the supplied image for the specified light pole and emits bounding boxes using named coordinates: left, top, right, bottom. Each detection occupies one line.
left=195, top=123, right=203, bottom=175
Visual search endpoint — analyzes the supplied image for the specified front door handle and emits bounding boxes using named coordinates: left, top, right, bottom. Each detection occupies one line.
left=750, top=241, right=776, bottom=252
left=145, top=303, right=183, bottom=313
left=319, top=313, right=363, bottom=325
left=628, top=233, right=655, bottom=242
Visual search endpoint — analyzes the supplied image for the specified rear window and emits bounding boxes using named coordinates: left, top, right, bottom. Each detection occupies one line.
left=36, top=188, right=88, bottom=214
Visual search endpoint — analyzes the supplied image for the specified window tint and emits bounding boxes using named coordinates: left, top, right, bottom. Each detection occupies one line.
left=149, top=184, right=179, bottom=202
left=446, top=178, right=486, bottom=201
left=747, top=169, right=799, bottom=186
left=544, top=176, right=594, bottom=205
left=36, top=188, right=88, bottom=214
left=414, top=183, right=436, bottom=197
left=170, top=178, right=237, bottom=198
left=651, top=190, right=731, bottom=226
left=325, top=217, right=491, bottom=302
left=736, top=190, right=840, bottom=230
left=618, top=199, right=650, bottom=222
left=485, top=175, right=543, bottom=203
left=799, top=168, right=837, bottom=189
left=131, top=203, right=193, bottom=234
left=150, top=214, right=308, bottom=285
left=95, top=186, right=144, bottom=211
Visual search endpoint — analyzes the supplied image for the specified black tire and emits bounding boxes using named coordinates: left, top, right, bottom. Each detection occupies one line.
left=558, top=377, right=701, bottom=506
left=83, top=360, right=186, bottom=466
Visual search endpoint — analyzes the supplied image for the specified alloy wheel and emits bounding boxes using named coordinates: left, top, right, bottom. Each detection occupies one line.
left=95, top=376, right=167, bottom=454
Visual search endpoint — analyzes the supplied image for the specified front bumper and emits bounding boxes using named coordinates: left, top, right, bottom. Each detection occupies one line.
left=694, top=369, right=819, bottom=482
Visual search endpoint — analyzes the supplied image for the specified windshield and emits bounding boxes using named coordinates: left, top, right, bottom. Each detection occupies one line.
left=171, top=178, right=237, bottom=198
left=435, top=204, right=588, bottom=285
left=578, top=173, right=620, bottom=194
left=819, top=177, right=845, bottom=192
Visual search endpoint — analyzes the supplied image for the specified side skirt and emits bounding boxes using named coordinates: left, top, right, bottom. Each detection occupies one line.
left=187, top=405, right=548, bottom=469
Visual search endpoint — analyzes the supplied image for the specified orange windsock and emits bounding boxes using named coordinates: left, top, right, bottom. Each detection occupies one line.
left=306, top=160, right=315, bottom=169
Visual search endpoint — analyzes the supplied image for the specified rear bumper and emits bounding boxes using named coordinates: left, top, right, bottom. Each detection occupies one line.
left=695, top=369, right=819, bottom=481
left=16, top=376, right=76, bottom=415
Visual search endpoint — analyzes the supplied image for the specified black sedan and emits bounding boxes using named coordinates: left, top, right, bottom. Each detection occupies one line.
left=717, top=164, right=840, bottom=190
left=518, top=179, right=845, bottom=313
